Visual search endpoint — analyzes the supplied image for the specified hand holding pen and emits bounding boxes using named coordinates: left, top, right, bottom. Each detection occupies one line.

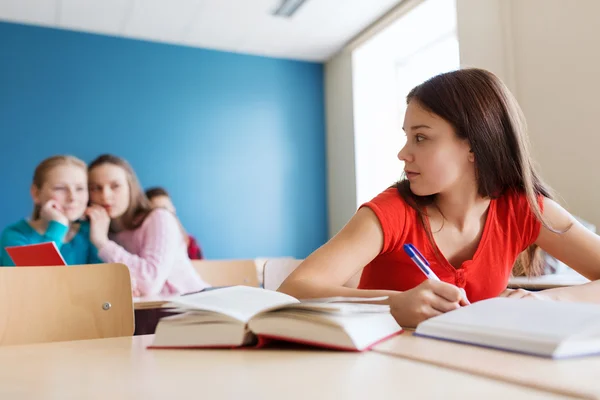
left=403, top=244, right=470, bottom=305
left=387, top=244, right=470, bottom=328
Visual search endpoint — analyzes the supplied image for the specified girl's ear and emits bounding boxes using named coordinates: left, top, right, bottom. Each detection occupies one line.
left=30, top=184, right=41, bottom=205
left=468, top=149, right=475, bottom=163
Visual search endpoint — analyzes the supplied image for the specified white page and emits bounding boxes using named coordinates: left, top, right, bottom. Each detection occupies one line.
left=282, top=302, right=390, bottom=314
left=509, top=274, right=589, bottom=286
left=417, top=298, right=600, bottom=341
left=165, top=286, right=299, bottom=322
left=300, top=296, right=389, bottom=303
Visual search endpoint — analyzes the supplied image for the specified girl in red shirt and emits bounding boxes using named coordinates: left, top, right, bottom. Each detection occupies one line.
left=278, top=68, right=600, bottom=328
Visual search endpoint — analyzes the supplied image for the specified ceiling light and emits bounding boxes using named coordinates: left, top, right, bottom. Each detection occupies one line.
left=271, top=0, right=309, bottom=18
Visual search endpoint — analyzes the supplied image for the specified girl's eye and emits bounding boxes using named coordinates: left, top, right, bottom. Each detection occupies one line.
left=53, top=186, right=66, bottom=191
left=415, top=134, right=426, bottom=143
left=111, top=184, right=120, bottom=190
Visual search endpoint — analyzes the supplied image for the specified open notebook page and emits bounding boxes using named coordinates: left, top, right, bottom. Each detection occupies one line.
left=418, top=298, right=600, bottom=341
left=165, top=286, right=299, bottom=322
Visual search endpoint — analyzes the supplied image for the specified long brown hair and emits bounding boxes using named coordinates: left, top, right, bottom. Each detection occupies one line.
left=396, top=68, right=559, bottom=276
left=88, top=154, right=153, bottom=231
left=31, top=155, right=87, bottom=220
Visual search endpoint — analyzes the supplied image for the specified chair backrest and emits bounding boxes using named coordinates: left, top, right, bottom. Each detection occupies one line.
left=191, top=260, right=260, bottom=287
left=254, top=256, right=295, bottom=287
left=263, top=258, right=303, bottom=291
left=263, top=259, right=363, bottom=291
left=0, top=263, right=134, bottom=346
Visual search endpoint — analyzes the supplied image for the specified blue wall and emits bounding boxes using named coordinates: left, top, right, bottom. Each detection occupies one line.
left=0, top=22, right=327, bottom=259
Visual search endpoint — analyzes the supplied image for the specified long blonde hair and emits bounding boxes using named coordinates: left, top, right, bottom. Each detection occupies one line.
left=31, top=155, right=87, bottom=220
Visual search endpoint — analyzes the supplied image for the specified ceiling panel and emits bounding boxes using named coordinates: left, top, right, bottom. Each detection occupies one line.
left=0, top=0, right=56, bottom=26
left=124, top=0, right=202, bottom=43
left=0, top=0, right=403, bottom=61
left=59, top=0, right=133, bottom=35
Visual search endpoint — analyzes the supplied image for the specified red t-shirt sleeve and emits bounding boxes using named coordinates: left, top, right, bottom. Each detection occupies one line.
left=507, top=190, right=544, bottom=251
left=360, top=187, right=408, bottom=254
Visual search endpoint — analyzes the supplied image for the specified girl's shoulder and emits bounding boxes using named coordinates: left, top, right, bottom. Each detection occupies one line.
left=360, top=187, right=416, bottom=254
left=494, top=189, right=544, bottom=247
left=495, top=189, right=544, bottom=216
left=137, top=208, right=179, bottom=230
left=360, top=186, right=413, bottom=223
left=363, top=186, right=409, bottom=208
left=1, top=219, right=33, bottom=238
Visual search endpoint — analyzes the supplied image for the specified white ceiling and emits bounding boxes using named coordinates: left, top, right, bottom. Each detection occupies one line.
left=0, top=0, right=403, bottom=61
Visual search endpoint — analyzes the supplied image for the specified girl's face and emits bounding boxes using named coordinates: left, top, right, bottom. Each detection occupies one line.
left=31, top=165, right=88, bottom=221
left=149, top=195, right=176, bottom=214
left=88, top=164, right=131, bottom=219
left=398, top=100, right=475, bottom=196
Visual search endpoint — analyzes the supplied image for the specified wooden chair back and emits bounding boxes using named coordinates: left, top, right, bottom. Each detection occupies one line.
left=263, top=258, right=303, bottom=291
left=191, top=260, right=260, bottom=287
left=0, top=263, right=134, bottom=346
left=263, top=259, right=363, bottom=291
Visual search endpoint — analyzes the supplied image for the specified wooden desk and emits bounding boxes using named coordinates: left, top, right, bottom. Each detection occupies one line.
left=134, top=296, right=171, bottom=310
left=374, top=332, right=600, bottom=399
left=508, top=274, right=589, bottom=290
left=0, top=335, right=571, bottom=399
left=133, top=297, right=174, bottom=335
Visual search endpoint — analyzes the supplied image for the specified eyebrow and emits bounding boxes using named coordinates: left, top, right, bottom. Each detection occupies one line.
left=403, top=124, right=432, bottom=131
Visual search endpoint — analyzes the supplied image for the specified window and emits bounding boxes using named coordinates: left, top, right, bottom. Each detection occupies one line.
left=353, top=0, right=459, bottom=205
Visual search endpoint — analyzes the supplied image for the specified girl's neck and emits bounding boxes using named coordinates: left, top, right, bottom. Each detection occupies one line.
left=433, top=184, right=490, bottom=232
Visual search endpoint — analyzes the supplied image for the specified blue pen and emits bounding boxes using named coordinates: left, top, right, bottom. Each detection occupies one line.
left=403, top=243, right=470, bottom=303
left=403, top=244, right=440, bottom=281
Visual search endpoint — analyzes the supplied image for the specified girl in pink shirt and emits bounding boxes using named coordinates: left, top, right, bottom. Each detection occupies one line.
left=86, top=154, right=209, bottom=296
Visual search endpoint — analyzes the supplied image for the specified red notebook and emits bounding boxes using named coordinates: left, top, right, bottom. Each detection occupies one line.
left=148, top=286, right=402, bottom=351
left=5, top=242, right=67, bottom=267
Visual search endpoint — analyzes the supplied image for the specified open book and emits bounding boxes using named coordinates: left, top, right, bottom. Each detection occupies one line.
left=415, top=298, right=600, bottom=358
left=150, top=286, right=402, bottom=351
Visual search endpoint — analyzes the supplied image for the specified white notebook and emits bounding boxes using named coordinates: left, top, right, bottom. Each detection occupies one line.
left=414, top=298, right=600, bottom=358
left=150, top=286, right=401, bottom=351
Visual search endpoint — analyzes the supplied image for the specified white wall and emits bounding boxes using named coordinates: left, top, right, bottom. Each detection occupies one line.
left=324, top=49, right=358, bottom=238
left=511, top=0, right=600, bottom=228
left=456, top=0, right=516, bottom=91
left=457, top=0, right=600, bottom=228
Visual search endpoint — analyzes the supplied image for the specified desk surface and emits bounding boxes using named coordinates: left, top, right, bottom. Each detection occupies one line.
left=136, top=273, right=590, bottom=308
left=133, top=295, right=170, bottom=310
left=508, top=274, right=589, bottom=289
left=374, top=333, right=600, bottom=400
left=0, top=335, right=571, bottom=400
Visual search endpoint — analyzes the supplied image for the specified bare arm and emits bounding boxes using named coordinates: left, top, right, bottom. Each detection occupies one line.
left=535, top=198, right=600, bottom=302
left=277, top=207, right=398, bottom=300
left=279, top=206, right=468, bottom=328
